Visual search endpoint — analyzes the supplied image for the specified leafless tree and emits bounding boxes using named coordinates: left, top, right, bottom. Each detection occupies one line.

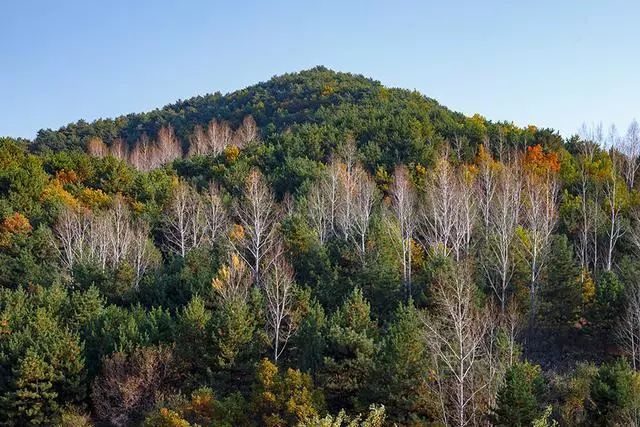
left=91, top=346, right=176, bottom=427
left=53, top=206, right=89, bottom=270
left=189, top=119, right=234, bottom=157
left=130, top=221, right=158, bottom=288
left=423, top=262, right=494, bottom=427
left=350, top=168, right=376, bottom=265
left=389, top=165, right=418, bottom=297
left=577, top=123, right=603, bottom=272
left=452, top=166, right=477, bottom=261
left=618, top=281, right=640, bottom=371
left=476, top=145, right=498, bottom=234
left=325, top=161, right=341, bottom=237
left=306, top=175, right=332, bottom=244
left=86, top=137, right=108, bottom=158
left=54, top=201, right=158, bottom=287
left=234, top=115, right=260, bottom=147
left=480, top=162, right=521, bottom=313
left=163, top=180, right=207, bottom=257
left=622, top=119, right=640, bottom=190
left=233, top=170, right=280, bottom=287
left=421, top=156, right=458, bottom=258
left=155, top=125, right=183, bottom=166
left=203, top=182, right=228, bottom=245
left=520, top=165, right=558, bottom=324
left=110, top=138, right=129, bottom=161
left=604, top=125, right=626, bottom=272
left=264, top=249, right=297, bottom=363
left=106, top=196, right=133, bottom=266
left=421, top=156, right=477, bottom=262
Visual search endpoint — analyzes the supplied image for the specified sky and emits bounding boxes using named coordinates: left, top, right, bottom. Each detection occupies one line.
left=1, top=0, right=639, bottom=139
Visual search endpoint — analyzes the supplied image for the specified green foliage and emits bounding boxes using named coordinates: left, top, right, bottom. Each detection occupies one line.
left=540, top=235, right=582, bottom=328
left=301, top=404, right=386, bottom=427
left=320, top=288, right=377, bottom=412
left=491, top=361, right=545, bottom=427
left=366, top=301, right=436, bottom=424
left=586, top=359, right=640, bottom=426
left=0, top=286, right=87, bottom=424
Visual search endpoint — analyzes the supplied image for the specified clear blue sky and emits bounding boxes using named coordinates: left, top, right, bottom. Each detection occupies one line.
left=1, top=0, right=639, bottom=139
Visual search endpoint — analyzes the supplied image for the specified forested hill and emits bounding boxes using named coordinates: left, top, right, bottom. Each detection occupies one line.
left=4, top=67, right=640, bottom=426
left=32, top=66, right=562, bottom=164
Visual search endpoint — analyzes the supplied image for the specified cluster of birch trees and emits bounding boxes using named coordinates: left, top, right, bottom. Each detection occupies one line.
left=54, top=197, right=158, bottom=287
left=87, top=116, right=259, bottom=171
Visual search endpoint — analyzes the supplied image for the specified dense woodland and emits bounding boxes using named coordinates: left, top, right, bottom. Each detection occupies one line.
left=2, top=67, right=640, bottom=426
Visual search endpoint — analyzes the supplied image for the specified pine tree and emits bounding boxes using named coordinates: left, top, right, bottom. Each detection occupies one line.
left=4, top=351, right=60, bottom=425
left=320, top=287, right=377, bottom=412
left=366, top=301, right=437, bottom=424
left=490, top=361, right=545, bottom=427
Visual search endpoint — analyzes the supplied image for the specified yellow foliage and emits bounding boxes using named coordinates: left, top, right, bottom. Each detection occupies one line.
left=78, top=188, right=111, bottom=209
left=212, top=265, right=230, bottom=293
left=321, top=84, right=335, bottom=96
left=185, top=388, right=217, bottom=422
left=41, top=179, right=78, bottom=208
left=581, top=269, right=596, bottom=306
left=229, top=223, right=245, bottom=242
left=225, top=145, right=240, bottom=163
left=410, top=239, right=425, bottom=269
left=475, top=144, right=500, bottom=172
left=131, top=200, right=145, bottom=214
left=144, top=408, right=191, bottom=427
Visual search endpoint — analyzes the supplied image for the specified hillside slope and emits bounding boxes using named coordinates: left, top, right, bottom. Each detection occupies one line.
left=32, top=66, right=562, bottom=166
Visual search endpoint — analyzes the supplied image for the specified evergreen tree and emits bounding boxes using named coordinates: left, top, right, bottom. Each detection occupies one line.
left=320, top=287, right=377, bottom=413
left=3, top=352, right=59, bottom=425
left=586, top=359, right=640, bottom=427
left=366, top=301, right=436, bottom=425
left=490, top=361, right=545, bottom=427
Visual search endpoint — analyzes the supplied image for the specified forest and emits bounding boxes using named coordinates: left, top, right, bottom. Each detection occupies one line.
left=2, top=67, right=640, bottom=426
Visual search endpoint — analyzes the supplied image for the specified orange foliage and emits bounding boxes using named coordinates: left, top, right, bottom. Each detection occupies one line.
left=1, top=212, right=32, bottom=235
left=524, top=144, right=560, bottom=176
left=0, top=212, right=32, bottom=247
left=56, top=169, right=79, bottom=185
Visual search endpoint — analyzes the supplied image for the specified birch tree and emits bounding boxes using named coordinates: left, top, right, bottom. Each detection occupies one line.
left=264, top=251, right=298, bottom=363
left=520, top=146, right=559, bottom=325
left=130, top=222, right=158, bottom=288
left=306, top=175, right=332, bottom=245
left=424, top=262, right=494, bottom=427
left=603, top=126, right=626, bottom=272
left=577, top=123, right=602, bottom=272
left=350, top=168, right=376, bottom=265
left=622, top=119, right=640, bottom=190
left=233, top=170, right=280, bottom=287
left=480, top=162, right=521, bottom=313
left=203, top=182, right=228, bottom=245
left=421, top=156, right=458, bottom=258
left=618, top=282, right=640, bottom=371
left=389, top=165, right=418, bottom=297
left=163, top=180, right=207, bottom=257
